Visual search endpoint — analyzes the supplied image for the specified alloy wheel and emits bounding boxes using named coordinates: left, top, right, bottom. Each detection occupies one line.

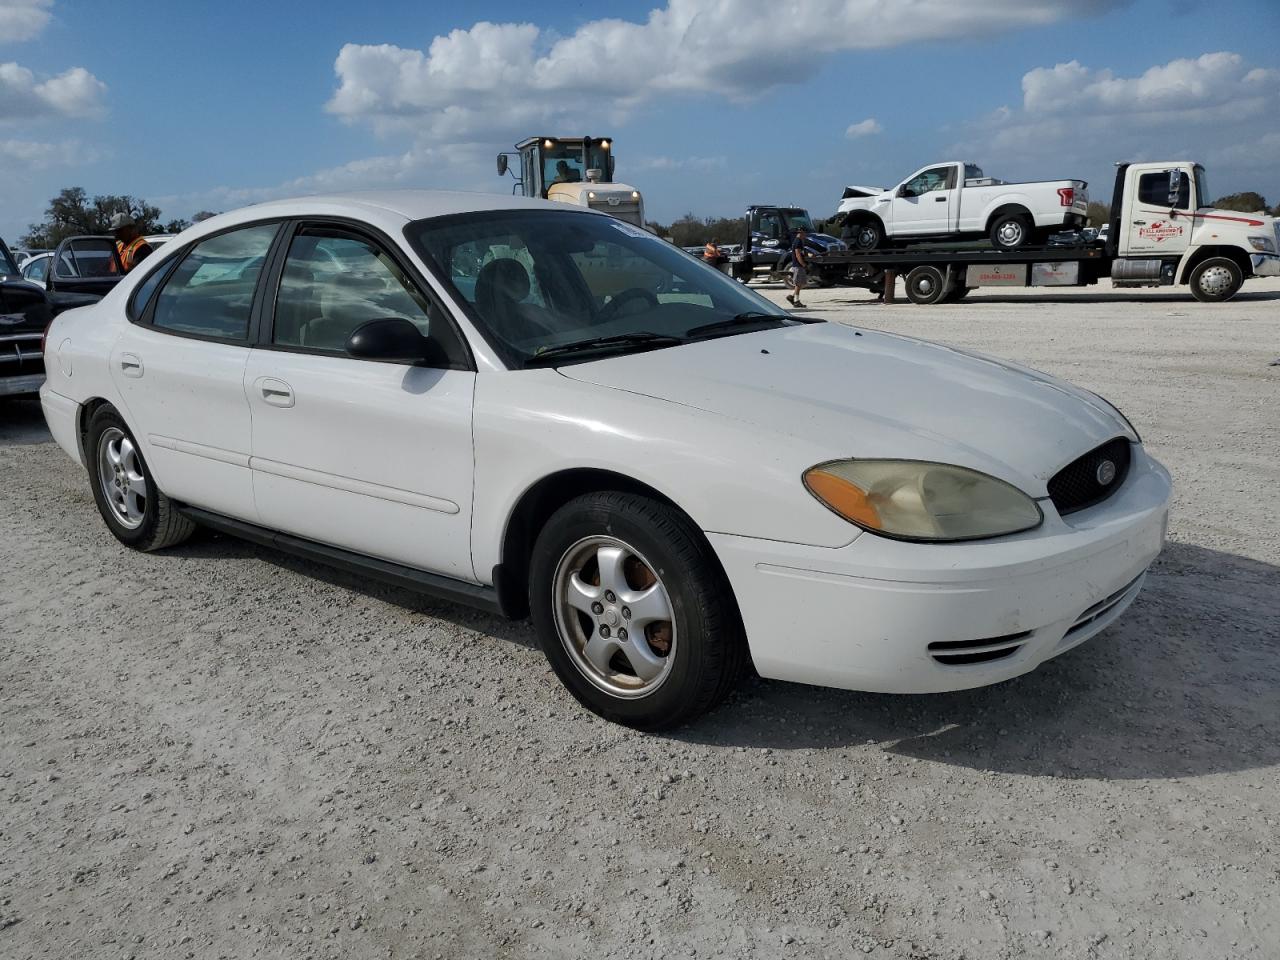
left=97, top=427, right=147, bottom=529
left=552, top=536, right=677, bottom=699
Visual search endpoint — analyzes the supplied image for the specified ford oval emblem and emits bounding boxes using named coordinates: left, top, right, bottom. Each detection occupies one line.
left=1096, top=460, right=1117, bottom=486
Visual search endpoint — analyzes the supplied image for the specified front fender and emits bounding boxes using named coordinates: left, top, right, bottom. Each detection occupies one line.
left=469, top=369, right=856, bottom=581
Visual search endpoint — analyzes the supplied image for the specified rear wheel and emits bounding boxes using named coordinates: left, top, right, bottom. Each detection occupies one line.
left=990, top=212, right=1033, bottom=251
left=529, top=491, right=746, bottom=729
left=86, top=406, right=195, bottom=551
left=1188, top=257, right=1243, bottom=302
left=904, top=265, right=949, bottom=305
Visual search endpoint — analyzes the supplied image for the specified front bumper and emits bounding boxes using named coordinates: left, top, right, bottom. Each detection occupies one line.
left=710, top=446, right=1171, bottom=694
left=1250, top=253, right=1280, bottom=277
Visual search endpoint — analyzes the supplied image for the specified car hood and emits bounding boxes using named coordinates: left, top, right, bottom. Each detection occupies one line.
left=557, top=322, right=1132, bottom=496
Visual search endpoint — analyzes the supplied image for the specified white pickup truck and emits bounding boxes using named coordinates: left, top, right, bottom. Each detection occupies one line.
left=836, top=161, right=1089, bottom=251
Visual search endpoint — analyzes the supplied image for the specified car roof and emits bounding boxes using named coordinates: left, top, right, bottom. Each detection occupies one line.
left=233, top=189, right=570, bottom=224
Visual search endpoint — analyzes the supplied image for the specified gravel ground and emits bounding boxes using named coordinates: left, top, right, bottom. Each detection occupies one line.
left=2, top=279, right=1278, bottom=960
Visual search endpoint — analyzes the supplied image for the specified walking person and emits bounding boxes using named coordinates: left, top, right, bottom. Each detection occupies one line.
left=785, top=227, right=808, bottom=308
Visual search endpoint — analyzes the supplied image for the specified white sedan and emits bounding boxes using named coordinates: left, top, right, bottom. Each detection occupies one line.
left=40, top=191, right=1171, bottom=729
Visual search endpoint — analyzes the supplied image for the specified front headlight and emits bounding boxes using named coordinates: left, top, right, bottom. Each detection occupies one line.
left=1247, top=236, right=1276, bottom=253
left=803, top=460, right=1042, bottom=542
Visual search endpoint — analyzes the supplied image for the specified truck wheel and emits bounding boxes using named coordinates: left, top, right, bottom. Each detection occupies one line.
left=990, top=213, right=1032, bottom=250
left=1188, top=257, right=1243, bottom=302
left=904, top=265, right=948, bottom=305
left=847, top=220, right=884, bottom=251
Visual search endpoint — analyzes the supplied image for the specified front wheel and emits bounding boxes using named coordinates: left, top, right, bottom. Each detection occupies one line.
left=845, top=219, right=884, bottom=251
left=1188, top=257, right=1243, bottom=302
left=86, top=405, right=196, bottom=551
left=528, top=491, right=747, bottom=729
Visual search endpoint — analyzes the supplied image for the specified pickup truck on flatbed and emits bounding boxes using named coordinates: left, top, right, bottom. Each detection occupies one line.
left=835, top=161, right=1088, bottom=252
left=811, top=160, right=1280, bottom=304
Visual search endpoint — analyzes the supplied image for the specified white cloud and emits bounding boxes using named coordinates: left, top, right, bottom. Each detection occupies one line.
left=0, top=61, right=107, bottom=121
left=0, top=136, right=101, bottom=165
left=632, top=155, right=726, bottom=171
left=0, top=0, right=52, bottom=43
left=326, top=1, right=1120, bottom=138
left=946, top=51, right=1280, bottom=202
left=845, top=118, right=882, bottom=138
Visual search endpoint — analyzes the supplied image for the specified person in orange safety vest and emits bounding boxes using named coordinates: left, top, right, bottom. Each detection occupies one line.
left=110, top=213, right=153, bottom=272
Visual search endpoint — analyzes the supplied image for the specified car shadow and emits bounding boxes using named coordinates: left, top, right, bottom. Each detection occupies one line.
left=0, top=395, right=52, bottom=445
left=165, top=530, right=539, bottom=651
left=675, top=540, right=1280, bottom=781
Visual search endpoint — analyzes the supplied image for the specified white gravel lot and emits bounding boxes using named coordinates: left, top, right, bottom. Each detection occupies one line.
left=2, top=279, right=1278, bottom=960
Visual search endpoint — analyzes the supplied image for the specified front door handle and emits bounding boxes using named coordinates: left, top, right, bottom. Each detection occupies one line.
left=256, top=377, right=295, bottom=408
left=934, top=195, right=947, bottom=202
left=1132, top=220, right=1147, bottom=225
left=120, top=353, right=143, bottom=378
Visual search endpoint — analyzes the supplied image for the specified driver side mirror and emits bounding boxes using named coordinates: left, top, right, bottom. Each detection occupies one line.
left=346, top=318, right=446, bottom=366
left=496, top=154, right=508, bottom=176
left=1167, top=169, right=1184, bottom=207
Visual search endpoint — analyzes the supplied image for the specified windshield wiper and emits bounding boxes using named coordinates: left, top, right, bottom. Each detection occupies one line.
left=524, top=331, right=686, bottom=366
left=684, top=311, right=793, bottom=340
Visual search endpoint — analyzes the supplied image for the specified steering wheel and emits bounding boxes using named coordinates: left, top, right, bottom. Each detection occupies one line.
left=599, top=287, right=659, bottom=321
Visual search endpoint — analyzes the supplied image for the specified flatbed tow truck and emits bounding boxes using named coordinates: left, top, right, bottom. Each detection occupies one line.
left=810, top=160, right=1280, bottom=304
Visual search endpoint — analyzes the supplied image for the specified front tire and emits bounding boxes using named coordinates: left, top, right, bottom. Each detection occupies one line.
left=1188, top=257, right=1243, bottom=302
left=86, top=406, right=196, bottom=551
left=846, top=219, right=884, bottom=251
left=528, top=491, right=747, bottom=730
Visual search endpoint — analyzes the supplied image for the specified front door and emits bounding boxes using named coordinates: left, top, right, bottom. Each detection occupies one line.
left=244, top=223, right=476, bottom=581
left=109, top=221, right=281, bottom=523
left=1125, top=169, right=1193, bottom=256
left=890, top=165, right=957, bottom=235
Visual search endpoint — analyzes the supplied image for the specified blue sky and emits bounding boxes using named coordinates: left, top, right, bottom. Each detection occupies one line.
left=2, top=0, right=1278, bottom=243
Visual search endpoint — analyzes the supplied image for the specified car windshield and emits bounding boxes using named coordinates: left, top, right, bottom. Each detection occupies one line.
left=781, top=210, right=817, bottom=233
left=0, top=240, right=18, bottom=277
left=408, top=209, right=797, bottom=367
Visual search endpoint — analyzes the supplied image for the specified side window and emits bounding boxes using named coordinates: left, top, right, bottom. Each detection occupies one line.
left=904, top=167, right=951, bottom=195
left=1137, top=172, right=1190, bottom=210
left=128, top=258, right=171, bottom=322
left=54, top=238, right=120, bottom=279
left=756, top=214, right=782, bottom=239
left=273, top=230, right=437, bottom=352
left=25, top=257, right=49, bottom=282
left=151, top=223, right=277, bottom=340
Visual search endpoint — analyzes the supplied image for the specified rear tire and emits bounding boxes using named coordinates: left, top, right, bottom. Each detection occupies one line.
left=86, top=405, right=196, bottom=551
left=990, top=212, right=1033, bottom=251
left=1188, top=257, right=1243, bottom=302
left=528, top=491, right=747, bottom=730
left=904, top=265, right=949, bottom=305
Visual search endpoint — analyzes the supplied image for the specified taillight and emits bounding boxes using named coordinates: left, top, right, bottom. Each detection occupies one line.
left=1057, top=187, right=1075, bottom=207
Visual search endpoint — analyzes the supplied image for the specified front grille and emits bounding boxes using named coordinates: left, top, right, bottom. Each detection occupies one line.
left=928, top=631, right=1031, bottom=666
left=1047, top=437, right=1131, bottom=516
left=0, top=333, right=45, bottom=377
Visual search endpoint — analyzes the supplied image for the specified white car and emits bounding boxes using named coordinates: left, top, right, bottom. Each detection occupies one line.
left=40, top=191, right=1171, bottom=728
left=20, top=251, right=53, bottom=288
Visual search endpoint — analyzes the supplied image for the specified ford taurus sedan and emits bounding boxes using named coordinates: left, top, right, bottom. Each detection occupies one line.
left=40, top=191, right=1171, bottom=729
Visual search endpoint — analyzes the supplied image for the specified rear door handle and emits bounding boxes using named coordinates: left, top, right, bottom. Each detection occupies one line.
left=120, top=353, right=143, bottom=378
left=256, top=377, right=295, bottom=408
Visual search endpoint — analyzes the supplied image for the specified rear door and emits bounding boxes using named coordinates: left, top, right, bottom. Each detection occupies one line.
left=109, top=221, right=283, bottom=523
left=243, top=221, right=477, bottom=580
left=890, top=165, right=958, bottom=235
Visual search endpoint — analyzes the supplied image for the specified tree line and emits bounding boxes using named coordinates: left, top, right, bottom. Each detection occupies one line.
left=19, top=187, right=218, bottom=249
